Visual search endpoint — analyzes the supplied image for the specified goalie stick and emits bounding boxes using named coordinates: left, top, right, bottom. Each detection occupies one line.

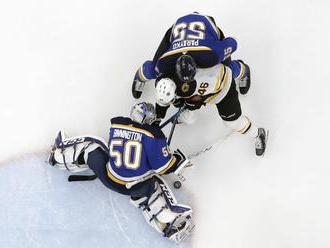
left=68, top=174, right=97, bottom=182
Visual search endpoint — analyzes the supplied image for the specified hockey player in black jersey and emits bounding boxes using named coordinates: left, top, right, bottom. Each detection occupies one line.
left=48, top=102, right=194, bottom=243
left=153, top=57, right=267, bottom=156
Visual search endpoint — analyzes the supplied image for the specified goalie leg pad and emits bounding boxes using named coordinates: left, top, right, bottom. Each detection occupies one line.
left=130, top=175, right=194, bottom=242
left=49, top=131, right=108, bottom=173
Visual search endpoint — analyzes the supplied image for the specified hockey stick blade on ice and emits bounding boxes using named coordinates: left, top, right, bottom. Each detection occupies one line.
left=68, top=174, right=97, bottom=182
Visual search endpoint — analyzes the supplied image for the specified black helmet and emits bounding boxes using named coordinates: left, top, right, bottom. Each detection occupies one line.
left=175, top=54, right=197, bottom=82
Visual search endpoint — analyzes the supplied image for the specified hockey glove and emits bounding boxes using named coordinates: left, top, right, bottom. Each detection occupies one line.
left=172, top=149, right=193, bottom=175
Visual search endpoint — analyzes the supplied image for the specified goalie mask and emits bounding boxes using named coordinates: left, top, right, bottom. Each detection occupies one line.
left=130, top=102, right=157, bottom=125
left=175, top=54, right=197, bottom=82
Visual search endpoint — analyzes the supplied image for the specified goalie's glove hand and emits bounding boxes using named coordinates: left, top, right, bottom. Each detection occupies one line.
left=172, top=149, right=193, bottom=175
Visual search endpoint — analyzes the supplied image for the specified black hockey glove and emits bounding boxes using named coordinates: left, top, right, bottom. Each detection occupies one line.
left=184, top=101, right=203, bottom=111
left=173, top=98, right=185, bottom=108
left=164, top=149, right=192, bottom=174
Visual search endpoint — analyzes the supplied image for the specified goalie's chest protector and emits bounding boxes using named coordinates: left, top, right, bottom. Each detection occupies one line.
left=192, top=63, right=232, bottom=104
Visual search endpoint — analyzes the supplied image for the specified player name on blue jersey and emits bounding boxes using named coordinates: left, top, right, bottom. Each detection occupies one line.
left=172, top=40, right=200, bottom=50
left=112, top=128, right=142, bottom=142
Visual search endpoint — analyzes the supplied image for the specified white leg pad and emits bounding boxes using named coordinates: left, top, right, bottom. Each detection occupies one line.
left=130, top=175, right=193, bottom=236
left=52, top=134, right=107, bottom=172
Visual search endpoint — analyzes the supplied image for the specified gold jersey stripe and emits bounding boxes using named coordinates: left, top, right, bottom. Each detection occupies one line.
left=111, top=124, right=154, bottom=138
left=160, top=47, right=212, bottom=59
left=107, top=170, right=128, bottom=185
left=138, top=66, right=148, bottom=82
left=159, top=156, right=177, bottom=174
left=206, top=67, right=230, bottom=103
left=238, top=116, right=251, bottom=134
left=214, top=65, right=225, bottom=92
left=237, top=62, right=246, bottom=80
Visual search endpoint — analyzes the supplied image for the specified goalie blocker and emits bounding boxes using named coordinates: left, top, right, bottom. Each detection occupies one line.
left=48, top=102, right=194, bottom=243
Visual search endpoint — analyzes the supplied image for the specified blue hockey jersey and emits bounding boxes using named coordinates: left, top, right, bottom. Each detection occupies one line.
left=134, top=13, right=237, bottom=82
left=164, top=13, right=233, bottom=58
left=106, top=117, right=176, bottom=185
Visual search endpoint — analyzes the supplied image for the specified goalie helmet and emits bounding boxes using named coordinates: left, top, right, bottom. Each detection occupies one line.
left=130, top=102, right=157, bottom=125
left=175, top=54, right=197, bottom=82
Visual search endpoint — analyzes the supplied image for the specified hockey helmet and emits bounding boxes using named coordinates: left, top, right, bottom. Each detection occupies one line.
left=175, top=54, right=197, bottom=82
left=155, top=78, right=177, bottom=106
left=130, top=102, right=157, bottom=125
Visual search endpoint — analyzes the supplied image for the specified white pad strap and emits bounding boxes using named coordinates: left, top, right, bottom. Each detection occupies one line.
left=133, top=175, right=192, bottom=230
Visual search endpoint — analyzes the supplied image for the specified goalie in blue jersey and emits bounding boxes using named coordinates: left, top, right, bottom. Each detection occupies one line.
left=48, top=102, right=194, bottom=243
left=132, top=12, right=250, bottom=99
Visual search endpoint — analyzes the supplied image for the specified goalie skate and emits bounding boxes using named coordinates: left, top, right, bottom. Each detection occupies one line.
left=165, top=215, right=195, bottom=243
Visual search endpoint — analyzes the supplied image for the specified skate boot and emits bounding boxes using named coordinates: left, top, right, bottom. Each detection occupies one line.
left=48, top=131, right=65, bottom=165
left=164, top=215, right=195, bottom=243
left=132, top=80, right=145, bottom=99
left=255, top=128, right=267, bottom=156
left=236, top=60, right=251, bottom=95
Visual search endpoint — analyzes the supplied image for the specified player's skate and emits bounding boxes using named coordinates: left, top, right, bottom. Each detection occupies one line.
left=236, top=60, right=251, bottom=95
left=130, top=175, right=194, bottom=243
left=255, top=128, right=267, bottom=156
left=132, top=80, right=145, bottom=99
left=164, top=213, right=195, bottom=243
left=48, top=130, right=66, bottom=166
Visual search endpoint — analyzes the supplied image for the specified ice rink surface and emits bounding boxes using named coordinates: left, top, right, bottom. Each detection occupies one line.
left=1, top=0, right=330, bottom=247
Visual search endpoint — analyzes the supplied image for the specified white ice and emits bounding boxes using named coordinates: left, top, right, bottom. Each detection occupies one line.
left=1, top=0, right=330, bottom=247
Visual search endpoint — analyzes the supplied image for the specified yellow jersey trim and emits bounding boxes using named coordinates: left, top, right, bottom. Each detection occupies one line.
left=138, top=66, right=147, bottom=82
left=107, top=170, right=128, bottom=185
left=238, top=116, right=251, bottom=134
left=237, top=62, right=246, bottom=80
left=160, top=47, right=212, bottom=59
left=214, top=65, right=225, bottom=92
left=159, top=156, right=177, bottom=174
left=111, top=124, right=154, bottom=138
left=206, top=67, right=230, bottom=103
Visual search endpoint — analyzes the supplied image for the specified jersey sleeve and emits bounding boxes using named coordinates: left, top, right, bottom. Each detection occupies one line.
left=144, top=136, right=176, bottom=174
left=134, top=60, right=157, bottom=82
left=213, top=37, right=238, bottom=62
